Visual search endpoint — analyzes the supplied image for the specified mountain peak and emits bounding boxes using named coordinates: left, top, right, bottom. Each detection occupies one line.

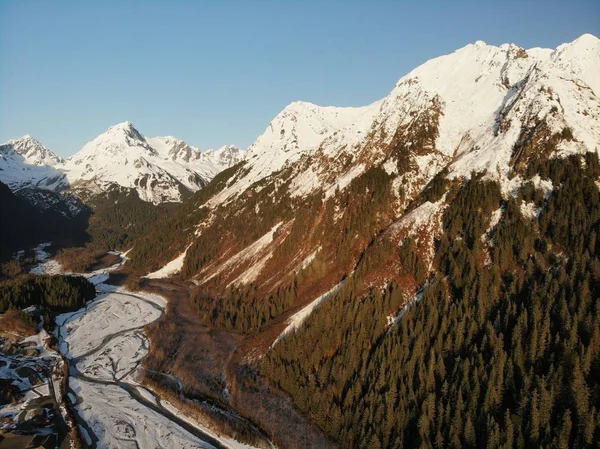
left=202, top=145, right=244, bottom=167
left=109, top=121, right=136, bottom=131
left=572, top=33, right=600, bottom=46
left=0, top=135, right=64, bottom=166
left=8, top=134, right=43, bottom=146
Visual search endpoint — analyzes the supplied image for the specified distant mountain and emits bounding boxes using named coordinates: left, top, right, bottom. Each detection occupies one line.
left=0, top=135, right=67, bottom=191
left=0, top=123, right=243, bottom=204
left=1, top=135, right=64, bottom=166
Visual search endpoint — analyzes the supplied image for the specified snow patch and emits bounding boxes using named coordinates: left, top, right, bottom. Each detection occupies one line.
left=200, top=222, right=283, bottom=284
left=271, top=279, right=345, bottom=347
left=145, top=244, right=191, bottom=279
left=520, top=201, right=540, bottom=219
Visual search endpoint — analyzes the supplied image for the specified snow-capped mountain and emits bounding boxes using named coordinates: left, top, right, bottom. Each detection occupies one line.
left=0, top=136, right=67, bottom=190
left=126, top=34, right=600, bottom=449
left=146, top=136, right=203, bottom=163
left=1, top=135, right=64, bottom=166
left=208, top=33, right=600, bottom=209
left=203, top=145, right=245, bottom=168
left=0, top=123, right=243, bottom=204
left=135, top=33, right=600, bottom=291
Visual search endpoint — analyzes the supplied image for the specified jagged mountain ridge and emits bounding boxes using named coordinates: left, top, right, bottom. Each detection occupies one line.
left=138, top=33, right=600, bottom=289
left=0, top=135, right=67, bottom=191
left=204, top=33, right=599, bottom=211
left=0, top=135, right=64, bottom=166
left=0, top=123, right=244, bottom=204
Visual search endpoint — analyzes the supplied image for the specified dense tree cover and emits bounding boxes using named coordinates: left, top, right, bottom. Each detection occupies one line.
left=84, top=187, right=178, bottom=251
left=191, top=282, right=297, bottom=332
left=0, top=275, right=95, bottom=313
left=55, top=247, right=110, bottom=273
left=264, top=153, right=600, bottom=448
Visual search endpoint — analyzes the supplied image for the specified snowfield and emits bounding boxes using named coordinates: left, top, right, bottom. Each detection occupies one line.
left=57, top=286, right=263, bottom=448
left=145, top=244, right=191, bottom=279
left=29, top=242, right=62, bottom=275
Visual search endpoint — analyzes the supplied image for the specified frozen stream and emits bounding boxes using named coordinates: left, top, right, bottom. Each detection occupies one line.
left=27, top=245, right=255, bottom=449
left=56, top=288, right=230, bottom=449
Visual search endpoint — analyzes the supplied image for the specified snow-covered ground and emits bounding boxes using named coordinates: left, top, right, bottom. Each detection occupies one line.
left=56, top=291, right=163, bottom=359
left=0, top=324, right=66, bottom=438
left=26, top=246, right=258, bottom=449
left=29, top=242, right=62, bottom=275
left=57, top=286, right=263, bottom=449
left=145, top=244, right=191, bottom=279
left=69, top=377, right=215, bottom=449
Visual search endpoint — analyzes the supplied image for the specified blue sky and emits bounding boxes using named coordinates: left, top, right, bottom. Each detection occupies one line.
left=1, top=1, right=598, bottom=157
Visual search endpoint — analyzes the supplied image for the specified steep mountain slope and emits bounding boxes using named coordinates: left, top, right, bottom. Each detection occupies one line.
left=138, top=33, right=600, bottom=283
left=129, top=34, right=600, bottom=449
left=146, top=137, right=244, bottom=183
left=1, top=135, right=64, bottom=166
left=205, top=34, right=599, bottom=212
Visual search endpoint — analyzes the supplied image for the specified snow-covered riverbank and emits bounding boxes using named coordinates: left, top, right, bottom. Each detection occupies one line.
left=24, top=243, right=261, bottom=449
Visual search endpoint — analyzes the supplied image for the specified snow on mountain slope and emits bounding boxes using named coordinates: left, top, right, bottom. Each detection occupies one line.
left=62, top=122, right=189, bottom=203
left=60, top=122, right=241, bottom=203
left=147, top=136, right=202, bottom=162
left=1, top=125, right=241, bottom=204
left=439, top=33, right=600, bottom=181
left=0, top=136, right=67, bottom=190
left=208, top=100, right=379, bottom=205
left=207, top=34, right=600, bottom=209
left=131, top=34, right=599, bottom=290
left=1, top=135, right=64, bottom=166
left=203, top=144, right=244, bottom=167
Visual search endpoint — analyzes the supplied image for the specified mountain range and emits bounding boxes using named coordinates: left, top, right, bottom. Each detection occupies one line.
left=0, top=122, right=244, bottom=203
left=120, top=34, right=600, bottom=447
left=3, top=34, right=598, bottom=211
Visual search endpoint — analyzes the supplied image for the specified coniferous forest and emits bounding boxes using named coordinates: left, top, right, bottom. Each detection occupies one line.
left=0, top=275, right=95, bottom=313
left=262, top=153, right=600, bottom=448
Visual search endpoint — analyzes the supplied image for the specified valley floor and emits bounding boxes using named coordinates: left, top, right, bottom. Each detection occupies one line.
left=1, top=244, right=268, bottom=449
left=139, top=277, right=336, bottom=449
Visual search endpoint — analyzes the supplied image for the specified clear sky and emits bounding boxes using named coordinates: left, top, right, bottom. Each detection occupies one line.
left=1, top=1, right=599, bottom=157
